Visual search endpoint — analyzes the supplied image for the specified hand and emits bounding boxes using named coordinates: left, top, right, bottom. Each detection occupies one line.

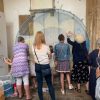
left=68, top=31, right=73, bottom=34
left=54, top=61, right=58, bottom=67
left=48, top=53, right=52, bottom=59
left=66, top=31, right=74, bottom=37
left=96, top=67, right=100, bottom=78
left=3, top=57, right=7, bottom=62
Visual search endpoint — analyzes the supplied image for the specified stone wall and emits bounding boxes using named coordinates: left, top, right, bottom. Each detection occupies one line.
left=86, top=0, right=100, bottom=50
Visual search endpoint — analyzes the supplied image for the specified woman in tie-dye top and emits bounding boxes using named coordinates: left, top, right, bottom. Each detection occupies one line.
left=11, top=36, right=31, bottom=100
left=12, top=39, right=29, bottom=77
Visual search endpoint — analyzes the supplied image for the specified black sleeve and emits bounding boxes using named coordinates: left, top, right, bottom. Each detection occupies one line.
left=83, top=41, right=88, bottom=57
left=67, top=38, right=74, bottom=46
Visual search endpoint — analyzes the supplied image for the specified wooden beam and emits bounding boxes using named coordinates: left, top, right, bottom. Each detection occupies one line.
left=0, top=0, right=4, bottom=12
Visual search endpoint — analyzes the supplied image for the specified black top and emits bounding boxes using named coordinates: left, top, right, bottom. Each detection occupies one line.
left=89, top=49, right=99, bottom=68
left=67, top=38, right=88, bottom=63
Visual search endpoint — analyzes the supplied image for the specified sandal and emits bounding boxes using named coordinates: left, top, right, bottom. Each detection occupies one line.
left=10, top=92, right=18, bottom=97
left=68, top=85, right=74, bottom=90
left=26, top=98, right=32, bottom=100
left=19, top=96, right=23, bottom=99
left=18, top=95, right=23, bottom=99
left=77, top=89, right=81, bottom=93
left=75, top=87, right=81, bottom=93
left=85, top=90, right=89, bottom=94
left=61, top=89, right=65, bottom=95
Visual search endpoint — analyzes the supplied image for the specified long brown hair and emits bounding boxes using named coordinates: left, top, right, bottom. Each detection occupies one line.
left=34, top=31, right=46, bottom=49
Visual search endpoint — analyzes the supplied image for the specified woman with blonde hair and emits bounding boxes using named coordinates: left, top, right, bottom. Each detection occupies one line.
left=67, top=32, right=89, bottom=93
left=32, top=31, right=55, bottom=100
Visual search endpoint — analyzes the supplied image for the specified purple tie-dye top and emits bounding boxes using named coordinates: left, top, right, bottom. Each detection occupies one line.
left=11, top=42, right=29, bottom=77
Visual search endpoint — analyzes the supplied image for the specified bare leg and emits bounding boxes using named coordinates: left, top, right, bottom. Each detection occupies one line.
left=86, top=82, right=89, bottom=90
left=60, top=72, right=65, bottom=94
left=75, top=83, right=81, bottom=93
left=17, top=85, right=22, bottom=98
left=66, top=73, right=71, bottom=85
left=76, top=83, right=81, bottom=93
left=77, top=83, right=81, bottom=89
left=33, top=77, right=37, bottom=88
left=24, top=85, right=31, bottom=99
left=13, top=86, right=18, bottom=96
left=66, top=73, right=73, bottom=89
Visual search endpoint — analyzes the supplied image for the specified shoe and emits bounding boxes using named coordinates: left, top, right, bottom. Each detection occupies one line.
left=19, top=96, right=23, bottom=99
left=77, top=89, right=81, bottom=93
left=85, top=90, right=89, bottom=95
left=26, top=97, right=32, bottom=100
left=26, top=98, right=32, bottom=100
left=69, top=85, right=74, bottom=90
left=61, top=89, right=65, bottom=94
left=18, top=94, right=24, bottom=99
left=75, top=88, right=81, bottom=93
left=42, top=88, right=48, bottom=92
left=34, top=84, right=37, bottom=88
left=10, top=92, right=18, bottom=97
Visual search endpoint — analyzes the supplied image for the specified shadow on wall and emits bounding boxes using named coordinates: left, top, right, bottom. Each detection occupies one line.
left=6, top=23, right=14, bottom=58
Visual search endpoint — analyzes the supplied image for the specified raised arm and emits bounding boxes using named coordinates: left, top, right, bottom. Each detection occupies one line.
left=66, top=31, right=74, bottom=46
left=67, top=38, right=74, bottom=46
left=82, top=41, right=88, bottom=57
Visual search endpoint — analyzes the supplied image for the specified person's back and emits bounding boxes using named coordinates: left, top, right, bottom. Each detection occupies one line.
left=54, top=42, right=70, bottom=61
left=33, top=44, right=50, bottom=65
left=72, top=41, right=88, bottom=63
left=67, top=33, right=89, bottom=93
left=67, top=37, right=88, bottom=63
left=13, top=43, right=29, bottom=62
left=89, top=38, right=100, bottom=100
left=12, top=38, right=29, bottom=78
left=11, top=36, right=31, bottom=100
left=54, top=34, right=73, bottom=94
left=33, top=31, right=55, bottom=100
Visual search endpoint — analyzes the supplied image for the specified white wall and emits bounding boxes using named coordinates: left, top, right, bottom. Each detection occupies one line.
left=3, top=0, right=30, bottom=57
left=31, top=0, right=86, bottom=24
left=3, top=0, right=86, bottom=56
left=0, top=12, right=8, bottom=75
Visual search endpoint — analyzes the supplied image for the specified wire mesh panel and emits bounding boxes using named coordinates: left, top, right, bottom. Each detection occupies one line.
left=17, top=9, right=90, bottom=49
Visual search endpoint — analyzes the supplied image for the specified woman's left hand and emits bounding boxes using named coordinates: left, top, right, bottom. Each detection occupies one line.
left=96, top=67, right=100, bottom=78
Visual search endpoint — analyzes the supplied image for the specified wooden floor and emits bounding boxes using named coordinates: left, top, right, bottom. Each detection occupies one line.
left=6, top=82, right=92, bottom=100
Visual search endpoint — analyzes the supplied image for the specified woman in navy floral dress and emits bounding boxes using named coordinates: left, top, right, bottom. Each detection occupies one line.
left=67, top=33, right=89, bottom=93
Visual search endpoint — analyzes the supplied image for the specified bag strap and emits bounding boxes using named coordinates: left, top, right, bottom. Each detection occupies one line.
left=34, top=47, right=40, bottom=64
